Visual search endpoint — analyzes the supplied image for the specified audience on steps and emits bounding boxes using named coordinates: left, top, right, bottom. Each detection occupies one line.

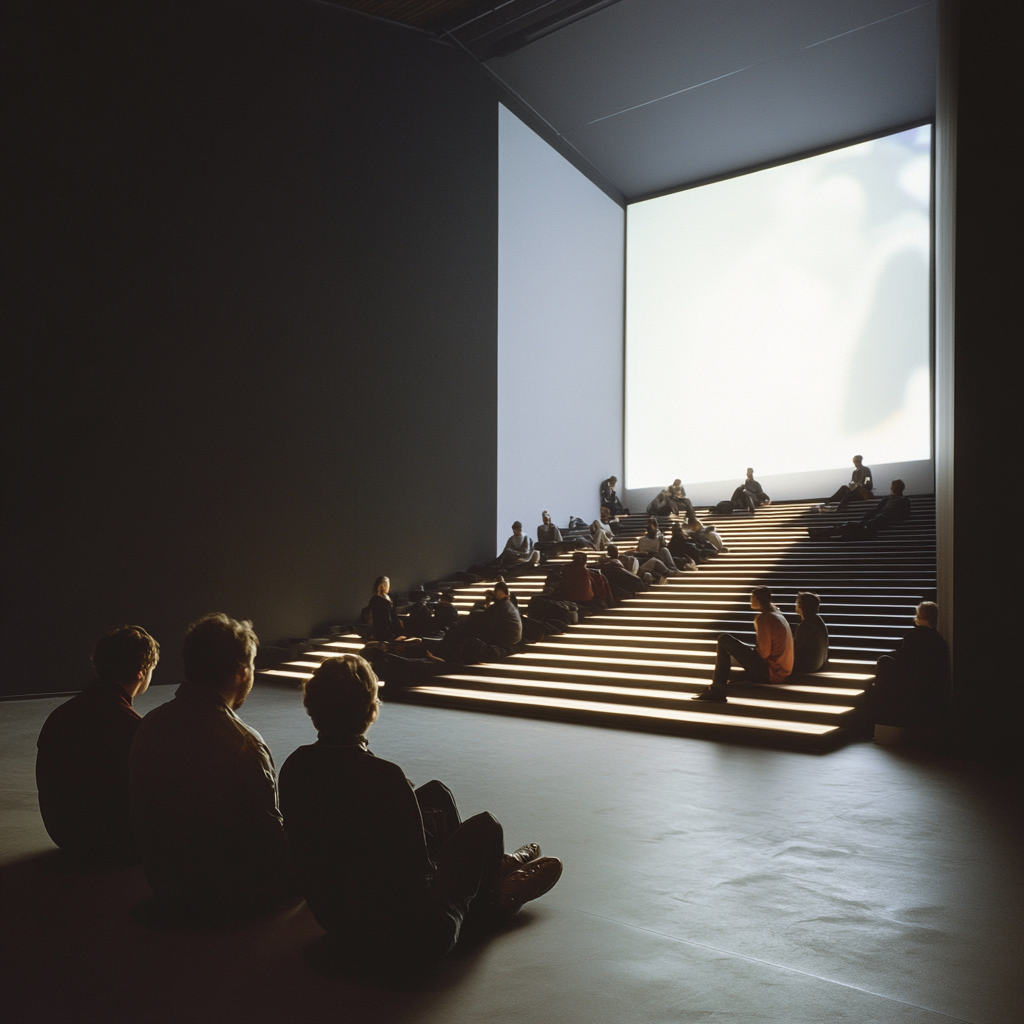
left=696, top=587, right=794, bottom=702
left=811, top=480, right=912, bottom=541
left=636, top=517, right=691, bottom=573
left=600, top=475, right=628, bottom=517
left=821, top=455, right=874, bottom=512
left=792, top=592, right=829, bottom=673
left=589, top=507, right=616, bottom=551
left=36, top=625, right=160, bottom=868
left=731, top=468, right=771, bottom=513
left=278, top=654, right=562, bottom=972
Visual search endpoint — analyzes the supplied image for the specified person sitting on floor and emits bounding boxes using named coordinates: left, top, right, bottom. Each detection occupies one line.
left=130, top=613, right=295, bottom=927
left=695, top=587, right=793, bottom=702
left=426, top=580, right=523, bottom=665
left=792, top=592, right=829, bottom=673
left=872, top=601, right=950, bottom=730
left=600, top=545, right=650, bottom=600
left=536, top=510, right=568, bottom=559
left=600, top=475, right=628, bottom=517
left=432, top=590, right=460, bottom=634
left=637, top=518, right=691, bottom=572
left=590, top=507, right=616, bottom=551
left=278, top=654, right=562, bottom=972
left=552, top=551, right=613, bottom=609
left=669, top=521, right=706, bottom=565
left=821, top=455, right=873, bottom=512
left=731, top=468, right=770, bottom=513
left=35, top=624, right=160, bottom=868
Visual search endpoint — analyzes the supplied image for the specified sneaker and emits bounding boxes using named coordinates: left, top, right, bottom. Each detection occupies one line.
left=694, top=688, right=727, bottom=703
left=494, top=857, right=563, bottom=914
left=642, top=572, right=653, bottom=586
left=501, top=842, right=542, bottom=877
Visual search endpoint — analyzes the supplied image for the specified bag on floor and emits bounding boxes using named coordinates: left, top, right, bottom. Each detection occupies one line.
left=714, top=500, right=735, bottom=515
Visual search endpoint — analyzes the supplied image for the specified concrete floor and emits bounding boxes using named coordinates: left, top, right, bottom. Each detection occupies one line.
left=2, top=681, right=1021, bottom=1024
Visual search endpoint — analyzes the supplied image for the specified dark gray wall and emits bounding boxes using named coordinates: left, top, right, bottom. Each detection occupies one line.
left=1, top=0, right=498, bottom=695
left=951, top=1, right=1023, bottom=763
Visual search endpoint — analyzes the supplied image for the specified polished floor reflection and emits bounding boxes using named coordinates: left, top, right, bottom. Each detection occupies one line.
left=2, top=682, right=1021, bottom=1023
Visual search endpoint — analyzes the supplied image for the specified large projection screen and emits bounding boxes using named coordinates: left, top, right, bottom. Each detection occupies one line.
left=625, top=126, right=932, bottom=493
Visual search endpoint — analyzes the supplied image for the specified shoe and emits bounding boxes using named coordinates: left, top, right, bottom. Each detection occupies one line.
left=682, top=564, right=697, bottom=571
left=642, top=572, right=653, bottom=586
left=493, top=857, right=563, bottom=914
left=694, top=688, right=727, bottom=703
left=501, top=842, right=542, bottom=876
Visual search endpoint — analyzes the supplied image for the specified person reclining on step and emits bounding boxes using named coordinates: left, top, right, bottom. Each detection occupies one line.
left=821, top=455, right=873, bottom=512
left=871, top=601, right=950, bottom=731
left=130, top=614, right=295, bottom=927
left=730, top=467, right=770, bottom=513
left=637, top=517, right=692, bottom=572
left=279, top=654, right=562, bottom=973
left=599, top=544, right=650, bottom=600
left=425, top=579, right=523, bottom=664
left=36, top=625, right=160, bottom=868
left=695, top=587, right=793, bottom=702
left=817, top=480, right=912, bottom=540
left=792, top=591, right=829, bottom=674
left=600, top=475, right=628, bottom=517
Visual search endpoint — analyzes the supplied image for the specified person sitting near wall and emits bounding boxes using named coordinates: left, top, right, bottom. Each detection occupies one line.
left=35, top=625, right=160, bottom=868
left=695, top=587, right=793, bottom=702
left=535, top=510, right=567, bottom=560
left=590, top=507, right=616, bottom=551
left=731, top=468, right=770, bottom=513
left=820, top=455, right=873, bottom=512
left=871, top=601, right=950, bottom=732
left=368, top=575, right=409, bottom=642
left=792, top=592, right=829, bottom=673
left=600, top=476, right=628, bottom=517
left=279, top=654, right=562, bottom=974
left=637, top=517, right=692, bottom=572
left=469, top=522, right=541, bottom=580
left=668, top=480, right=694, bottom=516
left=600, top=544, right=651, bottom=599
left=646, top=489, right=677, bottom=518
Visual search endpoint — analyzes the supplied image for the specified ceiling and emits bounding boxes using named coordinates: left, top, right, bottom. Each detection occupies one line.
left=324, top=0, right=937, bottom=204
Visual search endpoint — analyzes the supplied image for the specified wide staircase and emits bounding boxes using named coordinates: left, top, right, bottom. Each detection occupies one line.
left=262, top=498, right=936, bottom=752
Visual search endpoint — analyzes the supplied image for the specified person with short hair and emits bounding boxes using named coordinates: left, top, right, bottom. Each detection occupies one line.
left=599, top=544, right=650, bottom=599
left=860, top=479, right=912, bottom=532
left=369, top=575, right=406, bottom=641
left=822, top=455, right=874, bottom=512
left=600, top=476, right=628, bottom=517
left=432, top=590, right=460, bottom=633
left=637, top=517, right=691, bottom=572
left=279, top=655, right=562, bottom=968
left=425, top=580, right=523, bottom=665
left=403, top=589, right=435, bottom=638
left=589, top=507, right=616, bottom=551
left=695, top=588, right=794, bottom=702
left=872, top=602, right=950, bottom=729
left=130, top=613, right=294, bottom=926
left=536, top=510, right=571, bottom=559
left=667, top=479, right=694, bottom=516
left=792, top=592, right=829, bottom=673
left=35, top=625, right=160, bottom=866
left=731, top=468, right=770, bottom=513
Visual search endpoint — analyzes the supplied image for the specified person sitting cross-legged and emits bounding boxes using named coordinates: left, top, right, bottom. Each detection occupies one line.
left=36, top=625, right=160, bottom=868
left=278, top=655, right=562, bottom=972
left=130, top=613, right=295, bottom=927
left=695, top=587, right=794, bottom=702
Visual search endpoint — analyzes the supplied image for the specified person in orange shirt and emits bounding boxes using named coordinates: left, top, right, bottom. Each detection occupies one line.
left=695, top=587, right=793, bottom=702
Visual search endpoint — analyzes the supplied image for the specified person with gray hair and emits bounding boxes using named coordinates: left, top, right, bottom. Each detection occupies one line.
left=279, top=655, right=562, bottom=970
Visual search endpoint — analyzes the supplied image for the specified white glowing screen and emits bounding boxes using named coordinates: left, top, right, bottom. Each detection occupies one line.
left=625, top=125, right=932, bottom=489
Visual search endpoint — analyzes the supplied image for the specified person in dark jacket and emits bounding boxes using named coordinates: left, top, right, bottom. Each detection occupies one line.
left=368, top=576, right=405, bottom=641
left=731, top=468, right=770, bottom=513
left=792, top=592, right=829, bottom=673
left=279, top=655, right=562, bottom=970
left=824, top=455, right=873, bottom=511
left=36, top=625, right=160, bottom=866
left=872, top=602, right=950, bottom=728
left=432, top=590, right=460, bottom=633
left=861, top=479, right=912, bottom=532
left=600, top=476, right=628, bottom=517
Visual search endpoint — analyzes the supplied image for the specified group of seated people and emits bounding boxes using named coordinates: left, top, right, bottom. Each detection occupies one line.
left=36, top=617, right=563, bottom=971
left=809, top=479, right=913, bottom=540
left=692, top=589, right=949, bottom=734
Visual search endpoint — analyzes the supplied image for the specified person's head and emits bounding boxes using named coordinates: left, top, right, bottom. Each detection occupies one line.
left=915, top=601, right=938, bottom=628
left=302, top=655, right=379, bottom=738
left=440, top=589, right=455, bottom=605
left=409, top=588, right=427, bottom=605
left=646, top=517, right=658, bottom=536
left=746, top=467, right=754, bottom=479
left=572, top=551, right=588, bottom=567
left=483, top=589, right=495, bottom=607
left=182, top=613, right=258, bottom=708
left=891, top=479, right=906, bottom=496
left=607, top=544, right=619, bottom=559
left=853, top=454, right=863, bottom=466
left=600, top=506, right=612, bottom=523
left=751, top=587, right=774, bottom=612
left=493, top=580, right=510, bottom=601
left=92, top=625, right=160, bottom=697
left=512, top=521, right=522, bottom=535
left=795, top=591, right=820, bottom=619
left=542, top=510, right=551, bottom=525
left=672, top=479, right=681, bottom=488
left=671, top=522, right=683, bottom=538
left=374, top=575, right=390, bottom=597
left=607, top=476, right=617, bottom=488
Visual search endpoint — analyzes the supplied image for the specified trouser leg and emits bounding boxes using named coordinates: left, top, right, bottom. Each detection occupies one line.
left=416, top=780, right=461, bottom=861
left=433, top=811, right=505, bottom=919
left=710, top=633, right=769, bottom=690
left=834, top=485, right=853, bottom=511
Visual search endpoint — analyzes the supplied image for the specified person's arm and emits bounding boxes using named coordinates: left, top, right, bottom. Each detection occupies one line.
left=754, top=614, right=771, bottom=660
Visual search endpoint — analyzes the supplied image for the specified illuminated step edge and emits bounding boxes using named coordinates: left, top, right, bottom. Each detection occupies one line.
left=434, top=674, right=854, bottom=715
left=408, top=686, right=837, bottom=736
left=452, top=661, right=865, bottom=695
